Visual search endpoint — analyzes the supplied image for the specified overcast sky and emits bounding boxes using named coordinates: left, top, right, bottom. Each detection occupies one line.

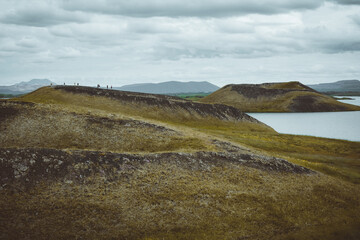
left=0, top=0, right=359, bottom=87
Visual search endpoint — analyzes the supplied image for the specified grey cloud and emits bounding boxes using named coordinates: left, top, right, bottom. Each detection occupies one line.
left=351, top=14, right=360, bottom=26
left=126, top=20, right=179, bottom=34
left=48, top=22, right=130, bottom=47
left=331, top=0, right=360, bottom=5
left=62, top=0, right=324, bottom=17
left=0, top=41, right=39, bottom=55
left=16, top=38, right=40, bottom=48
left=322, top=41, right=360, bottom=53
left=0, top=4, right=87, bottom=27
left=56, top=47, right=82, bottom=59
left=215, top=20, right=254, bottom=34
left=152, top=47, right=221, bottom=60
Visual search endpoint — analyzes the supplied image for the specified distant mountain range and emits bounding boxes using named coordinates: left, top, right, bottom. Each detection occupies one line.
left=0, top=79, right=56, bottom=95
left=116, top=81, right=219, bottom=94
left=307, top=80, right=360, bottom=94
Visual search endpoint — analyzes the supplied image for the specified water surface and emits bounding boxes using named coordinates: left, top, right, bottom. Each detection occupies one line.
left=249, top=108, right=360, bottom=142
left=336, top=96, right=360, bottom=106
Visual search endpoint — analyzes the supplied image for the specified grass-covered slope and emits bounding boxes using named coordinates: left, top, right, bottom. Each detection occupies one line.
left=1, top=86, right=360, bottom=239
left=200, top=81, right=360, bottom=112
left=19, top=86, right=268, bottom=129
left=0, top=101, right=208, bottom=153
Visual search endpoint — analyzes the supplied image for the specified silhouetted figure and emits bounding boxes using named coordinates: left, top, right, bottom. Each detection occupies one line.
left=77, top=83, right=79, bottom=86
left=111, top=85, right=112, bottom=89
left=64, top=82, right=65, bottom=85
left=107, top=85, right=108, bottom=89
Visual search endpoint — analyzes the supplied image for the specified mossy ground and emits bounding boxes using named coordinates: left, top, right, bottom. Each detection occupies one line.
left=1, top=86, right=360, bottom=239
left=192, top=124, right=360, bottom=184
left=1, top=162, right=359, bottom=240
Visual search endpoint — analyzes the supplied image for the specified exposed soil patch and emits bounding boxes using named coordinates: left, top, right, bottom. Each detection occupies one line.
left=85, top=115, right=177, bottom=133
left=0, top=105, right=19, bottom=122
left=0, top=101, right=34, bottom=122
left=229, top=84, right=313, bottom=99
left=289, top=95, right=349, bottom=112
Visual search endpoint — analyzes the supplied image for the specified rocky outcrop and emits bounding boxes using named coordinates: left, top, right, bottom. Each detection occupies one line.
left=0, top=146, right=313, bottom=190
left=229, top=82, right=316, bottom=99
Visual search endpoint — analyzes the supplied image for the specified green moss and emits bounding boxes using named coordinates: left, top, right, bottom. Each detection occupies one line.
left=1, top=164, right=360, bottom=239
left=193, top=125, right=360, bottom=184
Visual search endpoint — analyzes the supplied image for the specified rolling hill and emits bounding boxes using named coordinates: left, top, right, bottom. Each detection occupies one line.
left=116, top=81, right=219, bottom=94
left=1, top=86, right=360, bottom=239
left=200, top=81, right=360, bottom=112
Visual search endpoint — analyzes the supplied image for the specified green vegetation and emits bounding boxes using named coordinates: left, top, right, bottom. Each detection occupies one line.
left=190, top=124, right=360, bottom=184
left=172, top=92, right=211, bottom=101
left=0, top=93, right=22, bottom=98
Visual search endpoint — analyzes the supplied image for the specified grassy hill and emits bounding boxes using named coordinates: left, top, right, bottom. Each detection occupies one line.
left=1, top=86, right=360, bottom=239
left=200, top=81, right=360, bottom=112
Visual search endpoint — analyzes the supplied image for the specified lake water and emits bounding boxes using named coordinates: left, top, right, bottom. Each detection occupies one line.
left=248, top=97, right=360, bottom=142
left=336, top=96, right=360, bottom=106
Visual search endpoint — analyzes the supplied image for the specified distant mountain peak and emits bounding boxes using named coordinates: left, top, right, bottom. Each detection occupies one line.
left=0, top=79, right=57, bottom=95
left=16, top=79, right=55, bottom=86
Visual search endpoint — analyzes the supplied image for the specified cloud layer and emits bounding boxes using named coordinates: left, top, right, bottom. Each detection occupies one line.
left=0, top=0, right=359, bottom=86
left=61, top=0, right=324, bottom=17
